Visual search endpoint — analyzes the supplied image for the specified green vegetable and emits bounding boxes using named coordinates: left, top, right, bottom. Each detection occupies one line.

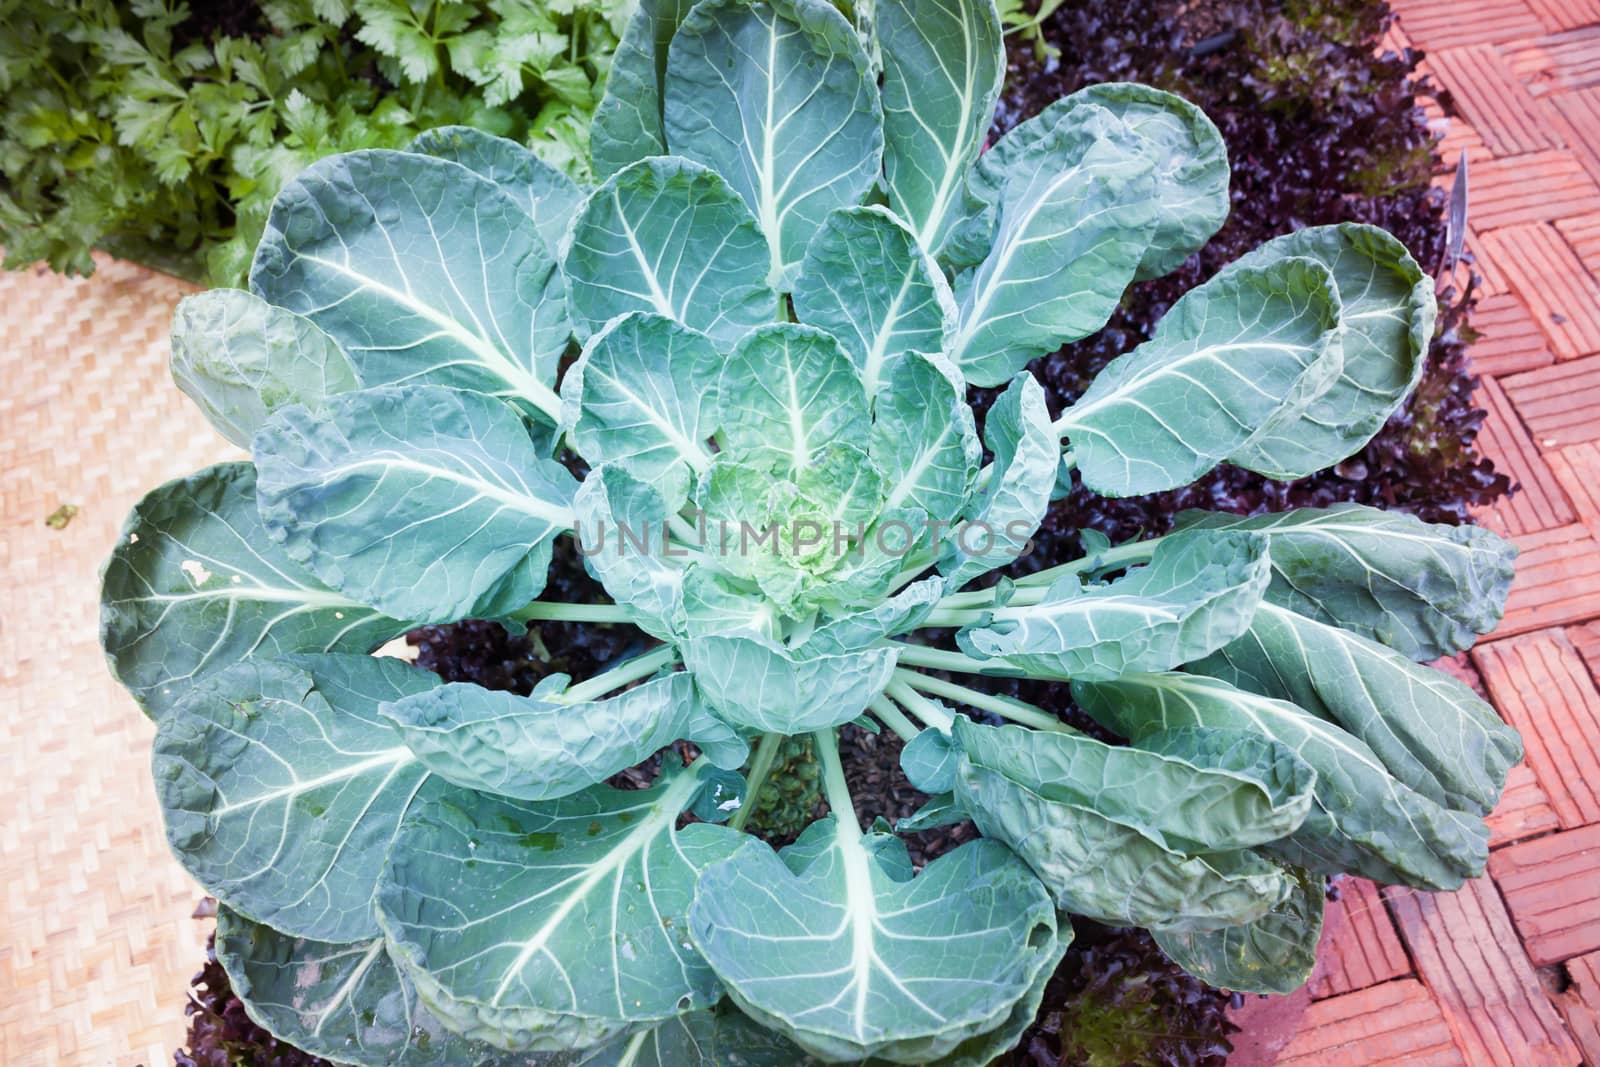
left=105, top=1, right=1521, bottom=1060
left=1, top=0, right=630, bottom=286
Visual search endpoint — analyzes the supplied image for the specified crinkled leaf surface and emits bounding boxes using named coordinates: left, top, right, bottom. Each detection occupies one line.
left=807, top=577, right=944, bottom=654
left=682, top=631, right=898, bottom=733
left=572, top=464, right=688, bottom=640
left=377, top=763, right=743, bottom=1051
left=953, top=748, right=1294, bottom=930
left=954, top=718, right=1314, bottom=856
left=690, top=822, right=1059, bottom=1063
left=664, top=0, right=884, bottom=284
left=792, top=206, right=956, bottom=395
left=155, top=654, right=441, bottom=942
left=564, top=157, right=777, bottom=346
left=869, top=351, right=979, bottom=524
left=1057, top=258, right=1342, bottom=496
left=961, top=84, right=1228, bottom=280
left=562, top=312, right=719, bottom=503
left=170, top=289, right=359, bottom=449
left=876, top=0, right=1004, bottom=256
left=717, top=324, right=870, bottom=470
left=1173, top=503, right=1515, bottom=661
left=408, top=126, right=585, bottom=257
left=254, top=385, right=577, bottom=624
left=1225, top=224, right=1437, bottom=479
left=101, top=463, right=406, bottom=714
left=1074, top=672, right=1490, bottom=890
left=1191, top=603, right=1520, bottom=817
left=380, top=672, right=748, bottom=801
left=249, top=150, right=566, bottom=417
left=948, top=103, right=1158, bottom=386
left=938, top=373, right=1057, bottom=590
left=216, top=906, right=556, bottom=1067
left=961, top=530, right=1269, bottom=679
left=590, top=0, right=697, bottom=178
left=1152, top=866, right=1323, bottom=995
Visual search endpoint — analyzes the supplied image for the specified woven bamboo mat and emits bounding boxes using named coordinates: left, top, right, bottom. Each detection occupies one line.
left=0, top=257, right=242, bottom=1066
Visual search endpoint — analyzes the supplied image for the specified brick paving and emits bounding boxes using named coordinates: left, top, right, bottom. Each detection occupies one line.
left=1280, top=2, right=1600, bottom=1060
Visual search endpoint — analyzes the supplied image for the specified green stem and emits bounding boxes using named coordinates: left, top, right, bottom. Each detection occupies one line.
left=896, top=670, right=1071, bottom=733
left=929, top=537, right=1160, bottom=613
left=869, top=696, right=921, bottom=742
left=728, top=731, right=784, bottom=833
left=814, top=728, right=860, bottom=838
left=884, top=679, right=955, bottom=731
left=510, top=601, right=632, bottom=625
left=558, top=645, right=676, bottom=703
left=891, top=643, right=1023, bottom=677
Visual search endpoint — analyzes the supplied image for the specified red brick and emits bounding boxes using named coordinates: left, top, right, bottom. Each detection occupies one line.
left=1570, top=620, right=1600, bottom=684
left=1474, top=629, right=1600, bottom=828
left=1548, top=442, right=1600, bottom=538
left=1391, top=0, right=1546, bottom=51
left=1466, top=293, right=1556, bottom=377
left=1385, top=878, right=1582, bottom=1067
left=1502, top=352, right=1600, bottom=446
left=1493, top=524, right=1600, bottom=636
left=1553, top=950, right=1600, bottom=1063
left=1473, top=375, right=1577, bottom=537
left=1428, top=46, right=1563, bottom=156
left=1466, top=227, right=1510, bottom=296
left=1546, top=89, right=1600, bottom=187
left=1423, top=95, right=1493, bottom=171
left=1505, top=26, right=1600, bottom=97
left=1525, top=0, right=1600, bottom=33
left=1555, top=211, right=1600, bottom=276
left=1276, top=979, right=1465, bottom=1066
left=1465, top=153, right=1600, bottom=231
left=1489, top=824, right=1600, bottom=965
left=1488, top=762, right=1561, bottom=847
left=1433, top=652, right=1489, bottom=699
left=1477, top=224, right=1600, bottom=359
left=1309, top=877, right=1412, bottom=999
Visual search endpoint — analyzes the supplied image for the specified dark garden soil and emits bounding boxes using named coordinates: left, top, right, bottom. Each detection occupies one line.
left=177, top=0, right=1503, bottom=1063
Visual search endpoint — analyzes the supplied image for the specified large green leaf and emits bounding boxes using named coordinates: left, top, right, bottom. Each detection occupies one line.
left=947, top=103, right=1158, bottom=386
left=1190, top=603, right=1521, bottom=816
left=377, top=762, right=744, bottom=1051
left=169, top=289, right=360, bottom=449
left=216, top=907, right=557, bottom=1067
left=155, top=654, right=441, bottom=942
left=1073, top=672, right=1491, bottom=890
left=1152, top=866, right=1323, bottom=995
left=380, top=672, right=748, bottom=801
left=564, top=157, right=778, bottom=346
left=938, top=373, right=1057, bottom=590
left=956, top=84, right=1228, bottom=280
left=717, top=324, right=870, bottom=471
left=1223, top=225, right=1437, bottom=479
left=690, top=822, right=1060, bottom=1063
left=663, top=0, right=884, bottom=284
left=681, top=630, right=898, bottom=732
left=953, top=718, right=1314, bottom=856
left=1057, top=257, right=1343, bottom=496
left=408, top=126, right=585, bottom=257
left=876, top=0, right=1004, bottom=256
left=250, top=150, right=566, bottom=420
left=561, top=312, right=719, bottom=506
left=101, top=463, right=406, bottom=714
left=869, top=350, right=980, bottom=524
left=807, top=577, right=945, bottom=654
left=961, top=530, right=1269, bottom=680
left=792, top=206, right=957, bottom=395
left=572, top=464, right=688, bottom=640
left=590, top=0, right=697, bottom=178
left=1172, top=503, right=1515, bottom=661
left=254, top=385, right=577, bottom=624
left=953, top=753, right=1293, bottom=931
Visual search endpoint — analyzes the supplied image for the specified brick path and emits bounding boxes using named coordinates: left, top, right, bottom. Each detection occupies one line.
left=1278, top=2, right=1600, bottom=1062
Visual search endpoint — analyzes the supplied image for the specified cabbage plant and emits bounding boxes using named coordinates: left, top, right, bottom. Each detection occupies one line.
left=101, top=0, right=1521, bottom=1062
